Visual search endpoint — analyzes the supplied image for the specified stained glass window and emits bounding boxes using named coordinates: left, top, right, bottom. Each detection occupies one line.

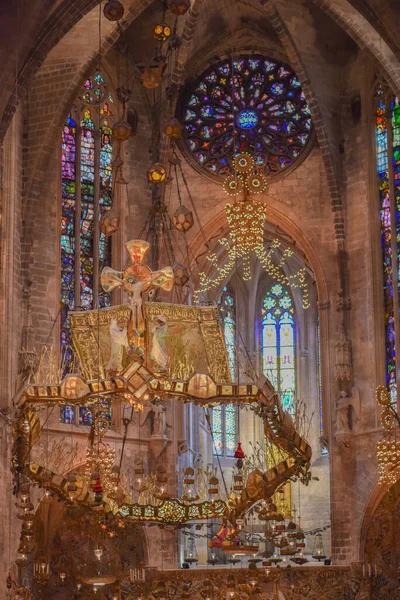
left=178, top=55, right=313, bottom=178
left=212, top=403, right=237, bottom=458
left=261, top=284, right=295, bottom=412
left=219, top=286, right=236, bottom=379
left=212, top=288, right=238, bottom=456
left=375, top=85, right=399, bottom=404
left=60, top=73, right=115, bottom=424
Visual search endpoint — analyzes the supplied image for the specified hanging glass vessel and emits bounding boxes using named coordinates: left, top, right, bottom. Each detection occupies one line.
left=312, top=533, right=326, bottom=561
left=173, top=205, right=194, bottom=232
left=181, top=467, right=199, bottom=502
left=147, top=163, right=167, bottom=184
left=112, top=121, right=132, bottom=141
left=184, top=536, right=198, bottom=564
left=141, top=61, right=166, bottom=88
left=169, top=0, right=190, bottom=15
left=100, top=209, right=120, bottom=237
left=103, top=0, right=124, bottom=21
left=165, top=118, right=182, bottom=139
left=153, top=24, right=172, bottom=42
left=173, top=263, right=189, bottom=287
left=34, top=555, right=50, bottom=584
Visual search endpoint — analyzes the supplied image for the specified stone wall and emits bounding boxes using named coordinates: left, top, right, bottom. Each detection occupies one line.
left=1, top=0, right=400, bottom=592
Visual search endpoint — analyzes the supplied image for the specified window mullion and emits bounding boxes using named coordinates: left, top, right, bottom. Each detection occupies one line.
left=386, top=101, right=400, bottom=403
left=277, top=322, right=281, bottom=397
left=93, top=127, right=101, bottom=308
left=223, top=406, right=226, bottom=457
left=75, top=121, right=82, bottom=310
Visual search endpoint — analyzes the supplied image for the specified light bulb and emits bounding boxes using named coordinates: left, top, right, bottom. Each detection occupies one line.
left=94, top=547, right=103, bottom=561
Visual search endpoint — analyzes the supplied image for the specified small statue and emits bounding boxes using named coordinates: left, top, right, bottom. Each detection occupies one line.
left=152, top=404, right=167, bottom=437
left=336, top=390, right=351, bottom=434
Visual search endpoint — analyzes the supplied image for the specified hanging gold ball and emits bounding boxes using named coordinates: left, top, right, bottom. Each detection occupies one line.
left=234, top=152, right=255, bottom=173
left=103, top=0, right=125, bottom=21
left=147, top=163, right=167, bottom=184
left=112, top=121, right=132, bottom=141
left=173, top=263, right=189, bottom=287
left=223, top=174, right=244, bottom=196
left=173, top=205, right=194, bottom=232
left=153, top=23, right=172, bottom=42
left=164, top=118, right=182, bottom=139
left=100, top=209, right=120, bottom=237
left=169, top=0, right=190, bottom=15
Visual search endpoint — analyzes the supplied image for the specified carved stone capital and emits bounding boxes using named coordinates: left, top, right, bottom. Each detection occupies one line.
left=336, top=296, right=351, bottom=311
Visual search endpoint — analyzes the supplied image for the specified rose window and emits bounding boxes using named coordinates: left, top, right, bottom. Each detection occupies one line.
left=178, top=55, right=314, bottom=178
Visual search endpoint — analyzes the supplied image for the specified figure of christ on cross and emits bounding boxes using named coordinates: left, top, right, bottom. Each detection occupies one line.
left=100, top=240, right=173, bottom=371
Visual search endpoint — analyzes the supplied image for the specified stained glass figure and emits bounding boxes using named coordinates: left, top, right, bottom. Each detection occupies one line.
left=261, top=284, right=295, bottom=412
left=60, top=73, right=115, bottom=424
left=179, top=55, right=313, bottom=178
left=375, top=85, right=398, bottom=404
left=61, top=112, right=77, bottom=360
left=80, top=108, right=95, bottom=311
left=212, top=287, right=238, bottom=456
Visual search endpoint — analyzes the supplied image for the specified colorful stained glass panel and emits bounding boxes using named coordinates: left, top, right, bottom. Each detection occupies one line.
left=179, top=54, right=313, bottom=178
left=375, top=86, right=397, bottom=404
left=212, top=289, right=238, bottom=456
left=261, top=284, right=295, bottom=412
left=60, top=75, right=114, bottom=424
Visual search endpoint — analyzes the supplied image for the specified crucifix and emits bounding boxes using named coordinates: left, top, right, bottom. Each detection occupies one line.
left=101, top=240, right=173, bottom=354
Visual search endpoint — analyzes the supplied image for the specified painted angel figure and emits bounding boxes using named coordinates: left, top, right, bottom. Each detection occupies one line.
left=101, top=240, right=173, bottom=353
left=107, top=318, right=129, bottom=373
left=150, top=315, right=168, bottom=372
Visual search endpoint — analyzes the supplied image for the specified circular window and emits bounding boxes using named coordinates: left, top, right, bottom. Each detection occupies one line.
left=178, top=55, right=314, bottom=179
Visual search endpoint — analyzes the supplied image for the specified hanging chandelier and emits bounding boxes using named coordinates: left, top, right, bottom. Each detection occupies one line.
left=194, top=152, right=310, bottom=308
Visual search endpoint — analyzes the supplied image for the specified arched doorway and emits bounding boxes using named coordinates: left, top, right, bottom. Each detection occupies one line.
left=364, top=478, right=400, bottom=599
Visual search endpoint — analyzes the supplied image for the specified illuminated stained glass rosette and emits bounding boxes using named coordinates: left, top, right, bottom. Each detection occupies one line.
left=179, top=54, right=313, bottom=178
left=245, top=172, right=268, bottom=195
left=234, top=152, right=254, bottom=173
left=223, top=174, right=244, bottom=196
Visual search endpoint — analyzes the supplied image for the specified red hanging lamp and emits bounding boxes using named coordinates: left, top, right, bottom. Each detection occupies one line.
left=234, top=442, right=245, bottom=459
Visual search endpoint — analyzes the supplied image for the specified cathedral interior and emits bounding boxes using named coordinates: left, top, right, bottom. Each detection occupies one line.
left=1, top=1, right=400, bottom=599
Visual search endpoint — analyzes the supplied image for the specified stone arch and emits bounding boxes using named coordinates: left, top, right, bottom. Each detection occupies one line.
left=188, top=199, right=332, bottom=442
left=358, top=477, right=397, bottom=561
left=0, top=0, right=155, bottom=141
left=21, top=0, right=156, bottom=269
left=361, top=477, right=400, bottom=599
left=259, top=0, right=345, bottom=242
left=311, top=0, right=400, bottom=99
